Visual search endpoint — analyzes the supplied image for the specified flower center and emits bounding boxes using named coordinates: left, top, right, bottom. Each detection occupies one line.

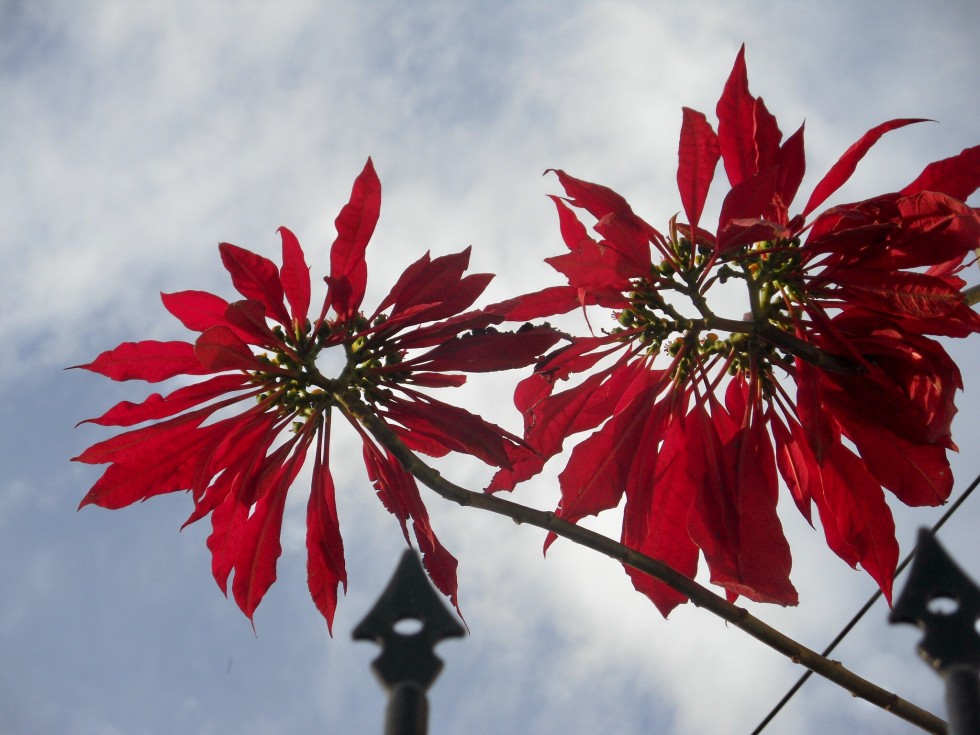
left=613, top=235, right=806, bottom=387
left=245, top=313, right=413, bottom=430
left=247, top=325, right=333, bottom=428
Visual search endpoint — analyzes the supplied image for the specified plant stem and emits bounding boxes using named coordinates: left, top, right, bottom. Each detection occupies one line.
left=337, top=393, right=947, bottom=735
left=963, top=282, right=980, bottom=306
left=706, top=315, right=862, bottom=373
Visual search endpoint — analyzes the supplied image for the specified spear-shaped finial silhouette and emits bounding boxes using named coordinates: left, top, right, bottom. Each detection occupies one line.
left=354, top=550, right=466, bottom=735
left=891, top=528, right=979, bottom=735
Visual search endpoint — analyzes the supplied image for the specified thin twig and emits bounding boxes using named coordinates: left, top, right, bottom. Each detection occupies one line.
left=338, top=392, right=948, bottom=735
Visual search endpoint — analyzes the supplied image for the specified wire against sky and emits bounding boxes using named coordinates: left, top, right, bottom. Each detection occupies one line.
left=751, top=469, right=980, bottom=734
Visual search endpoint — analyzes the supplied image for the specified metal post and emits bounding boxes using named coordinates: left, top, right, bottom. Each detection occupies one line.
left=891, top=528, right=980, bottom=735
left=353, top=550, right=466, bottom=735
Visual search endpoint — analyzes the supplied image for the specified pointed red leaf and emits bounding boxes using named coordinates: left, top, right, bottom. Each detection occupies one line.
left=794, top=358, right=840, bottom=463
left=377, top=248, right=478, bottom=317
left=545, top=195, right=649, bottom=286
left=552, top=424, right=628, bottom=534
left=406, top=372, right=468, bottom=388
left=390, top=424, right=453, bottom=458
left=367, top=249, right=496, bottom=337
left=219, top=242, right=290, bottom=325
left=73, top=340, right=208, bottom=382
left=716, top=217, right=790, bottom=253
left=717, top=168, right=778, bottom=235
left=361, top=441, right=459, bottom=609
left=78, top=438, right=200, bottom=508
left=553, top=384, right=658, bottom=529
left=803, top=196, right=899, bottom=260
left=724, top=414, right=796, bottom=604
left=184, top=412, right=280, bottom=524
left=900, top=145, right=980, bottom=200
left=205, top=421, right=280, bottom=593
left=817, top=442, right=899, bottom=602
left=544, top=247, right=633, bottom=293
left=685, top=403, right=742, bottom=583
left=278, top=226, right=311, bottom=325
left=221, top=300, right=281, bottom=346
left=533, top=364, right=640, bottom=454
left=801, top=118, right=929, bottom=216
left=549, top=193, right=593, bottom=254
left=775, top=122, right=806, bottom=216
left=394, top=310, right=502, bottom=350
left=207, top=492, right=249, bottom=596
left=549, top=170, right=663, bottom=265
left=889, top=192, right=980, bottom=270
left=194, top=326, right=272, bottom=372
left=232, top=438, right=310, bottom=620
left=409, top=520, right=460, bottom=614
left=495, top=359, right=653, bottom=494
left=753, top=96, right=783, bottom=173
left=329, top=158, right=381, bottom=318
left=716, top=45, right=758, bottom=187
left=371, top=251, right=432, bottom=315
left=592, top=212, right=654, bottom=277
left=769, top=409, right=814, bottom=524
left=620, top=396, right=698, bottom=616
left=833, top=268, right=965, bottom=319
left=487, top=285, right=583, bottom=321
left=549, top=169, right=636, bottom=221
left=307, top=430, right=347, bottom=633
left=405, top=326, right=561, bottom=373
left=839, top=417, right=952, bottom=507
left=161, top=291, right=278, bottom=346
left=382, top=396, right=513, bottom=468
left=79, top=373, right=253, bottom=427
left=74, top=405, right=214, bottom=465
left=77, top=419, right=232, bottom=508
left=818, top=317, right=960, bottom=448
left=677, top=107, right=721, bottom=233
left=161, top=290, right=231, bottom=332
left=532, top=334, right=624, bottom=384
left=684, top=395, right=799, bottom=605
left=181, top=412, right=275, bottom=529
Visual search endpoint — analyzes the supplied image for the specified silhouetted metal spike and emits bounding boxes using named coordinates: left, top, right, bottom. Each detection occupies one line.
left=890, top=528, right=979, bottom=735
left=891, top=528, right=980, bottom=671
left=353, top=550, right=465, bottom=735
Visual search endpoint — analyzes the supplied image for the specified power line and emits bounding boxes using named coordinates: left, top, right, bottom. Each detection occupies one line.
left=750, top=470, right=980, bottom=734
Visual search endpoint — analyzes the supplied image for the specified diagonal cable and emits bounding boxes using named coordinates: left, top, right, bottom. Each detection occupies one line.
left=751, top=469, right=980, bottom=735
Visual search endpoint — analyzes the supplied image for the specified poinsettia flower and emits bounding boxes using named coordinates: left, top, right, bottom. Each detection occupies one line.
left=74, top=159, right=560, bottom=630
left=489, top=46, right=979, bottom=615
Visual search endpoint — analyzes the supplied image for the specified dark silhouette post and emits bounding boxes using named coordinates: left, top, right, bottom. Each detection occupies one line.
left=354, top=550, right=466, bottom=735
left=891, top=528, right=980, bottom=735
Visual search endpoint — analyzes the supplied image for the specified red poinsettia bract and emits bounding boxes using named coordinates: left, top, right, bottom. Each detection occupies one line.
left=74, top=159, right=559, bottom=630
left=490, top=47, right=980, bottom=615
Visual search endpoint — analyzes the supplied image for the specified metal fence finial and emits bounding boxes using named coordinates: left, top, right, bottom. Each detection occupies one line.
left=353, top=550, right=466, bottom=735
left=890, top=528, right=980, bottom=735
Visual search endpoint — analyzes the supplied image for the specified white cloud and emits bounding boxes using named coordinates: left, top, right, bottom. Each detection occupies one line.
left=1, top=1, right=976, bottom=733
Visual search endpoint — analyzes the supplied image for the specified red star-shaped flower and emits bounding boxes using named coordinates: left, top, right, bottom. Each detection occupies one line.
left=74, top=159, right=559, bottom=630
left=489, top=47, right=980, bottom=615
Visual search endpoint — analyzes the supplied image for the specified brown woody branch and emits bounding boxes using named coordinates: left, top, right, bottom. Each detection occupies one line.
left=337, top=393, right=947, bottom=735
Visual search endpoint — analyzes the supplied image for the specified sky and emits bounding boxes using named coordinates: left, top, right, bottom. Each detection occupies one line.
left=1, top=1, right=978, bottom=734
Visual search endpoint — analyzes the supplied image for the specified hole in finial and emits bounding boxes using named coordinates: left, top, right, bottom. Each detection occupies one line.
left=926, top=595, right=959, bottom=616
left=393, top=617, right=424, bottom=636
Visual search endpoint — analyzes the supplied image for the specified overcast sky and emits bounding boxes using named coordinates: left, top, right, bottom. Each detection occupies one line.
left=1, top=2, right=978, bottom=734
